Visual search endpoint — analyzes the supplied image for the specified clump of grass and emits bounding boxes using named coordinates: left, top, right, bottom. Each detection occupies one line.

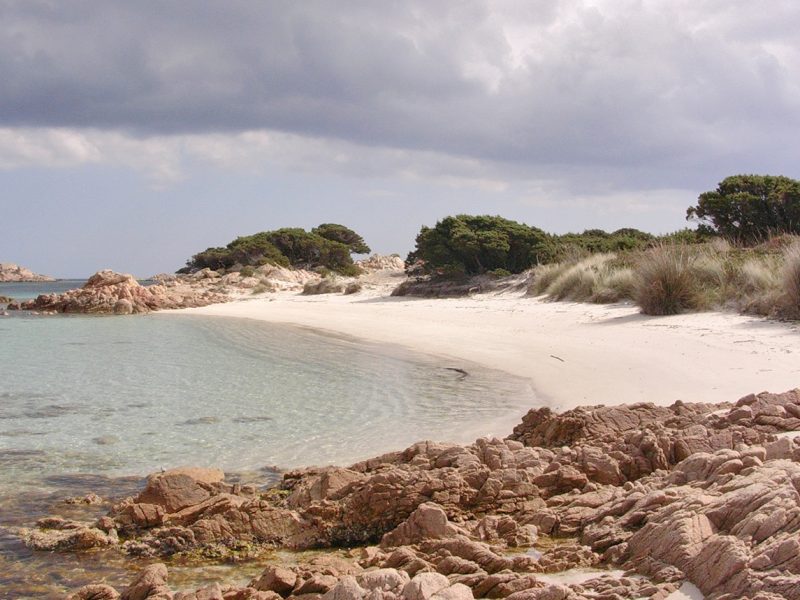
left=302, top=277, right=345, bottom=295
left=633, top=245, right=699, bottom=315
left=527, top=254, right=636, bottom=303
left=592, top=267, right=636, bottom=303
left=344, top=281, right=362, bottom=295
left=780, top=242, right=800, bottom=318
left=546, top=264, right=598, bottom=301
left=527, top=262, right=573, bottom=296
left=545, top=254, right=614, bottom=301
left=738, top=257, right=781, bottom=295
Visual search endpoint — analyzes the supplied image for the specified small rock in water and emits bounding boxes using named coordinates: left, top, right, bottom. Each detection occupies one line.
left=178, top=416, right=220, bottom=426
left=93, top=435, right=120, bottom=446
left=64, top=493, right=104, bottom=505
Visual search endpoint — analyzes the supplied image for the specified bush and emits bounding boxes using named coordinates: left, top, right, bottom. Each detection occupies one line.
left=634, top=246, right=700, bottom=315
left=555, top=228, right=654, bottom=255
left=239, top=266, right=255, bottom=278
left=407, top=214, right=555, bottom=276
left=488, top=268, right=512, bottom=278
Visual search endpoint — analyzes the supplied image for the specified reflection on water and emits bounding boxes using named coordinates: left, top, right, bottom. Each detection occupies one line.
left=0, top=308, right=537, bottom=597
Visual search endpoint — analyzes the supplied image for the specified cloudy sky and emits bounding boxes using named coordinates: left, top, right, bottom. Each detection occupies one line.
left=1, top=0, right=798, bottom=277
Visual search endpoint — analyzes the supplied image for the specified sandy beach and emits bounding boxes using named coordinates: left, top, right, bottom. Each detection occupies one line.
left=179, top=286, right=800, bottom=411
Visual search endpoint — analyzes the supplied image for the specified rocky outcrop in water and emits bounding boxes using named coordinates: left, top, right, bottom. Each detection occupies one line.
left=53, top=389, right=800, bottom=599
left=0, top=262, right=54, bottom=282
left=9, top=270, right=228, bottom=314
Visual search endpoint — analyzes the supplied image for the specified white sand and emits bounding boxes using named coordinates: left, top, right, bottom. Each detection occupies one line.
left=176, top=288, right=800, bottom=411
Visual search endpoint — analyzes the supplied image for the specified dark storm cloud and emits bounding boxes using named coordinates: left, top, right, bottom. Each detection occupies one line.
left=1, top=0, right=799, bottom=186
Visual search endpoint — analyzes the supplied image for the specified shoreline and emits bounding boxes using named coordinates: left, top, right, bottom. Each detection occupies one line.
left=171, top=289, right=800, bottom=412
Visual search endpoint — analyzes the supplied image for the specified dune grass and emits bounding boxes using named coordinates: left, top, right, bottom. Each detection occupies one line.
left=525, top=235, right=800, bottom=320
left=780, top=242, right=800, bottom=318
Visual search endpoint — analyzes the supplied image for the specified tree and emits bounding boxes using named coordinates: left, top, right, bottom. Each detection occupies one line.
left=226, top=234, right=290, bottom=267
left=687, top=175, right=800, bottom=243
left=312, top=223, right=371, bottom=254
left=407, top=215, right=555, bottom=276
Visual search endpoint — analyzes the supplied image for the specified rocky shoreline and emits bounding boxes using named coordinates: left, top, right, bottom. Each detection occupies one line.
left=6, top=255, right=401, bottom=315
left=18, top=389, right=800, bottom=599
left=0, top=262, right=54, bottom=282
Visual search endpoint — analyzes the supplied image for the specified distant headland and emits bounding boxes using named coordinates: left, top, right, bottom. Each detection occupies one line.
left=0, top=262, right=55, bottom=282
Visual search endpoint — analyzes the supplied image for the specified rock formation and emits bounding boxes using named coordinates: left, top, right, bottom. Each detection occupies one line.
left=41, top=389, right=800, bottom=599
left=0, top=262, right=54, bottom=282
left=8, top=270, right=228, bottom=314
left=356, top=255, right=405, bottom=272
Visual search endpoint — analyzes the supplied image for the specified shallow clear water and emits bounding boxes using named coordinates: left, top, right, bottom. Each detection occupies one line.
left=0, top=312, right=533, bottom=480
left=0, top=282, right=536, bottom=598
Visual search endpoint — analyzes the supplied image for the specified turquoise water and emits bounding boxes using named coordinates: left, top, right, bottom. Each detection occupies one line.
left=0, top=312, right=533, bottom=480
left=0, top=281, right=535, bottom=598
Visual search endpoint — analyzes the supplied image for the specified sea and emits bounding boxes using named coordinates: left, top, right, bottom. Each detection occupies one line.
left=0, top=281, right=536, bottom=598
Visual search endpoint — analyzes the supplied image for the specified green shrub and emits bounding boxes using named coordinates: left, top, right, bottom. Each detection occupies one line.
left=555, top=228, right=654, bottom=255
left=408, top=214, right=555, bottom=276
left=488, top=268, right=512, bottom=278
left=239, top=266, right=255, bottom=278
left=634, top=246, right=700, bottom=315
left=335, top=263, right=363, bottom=278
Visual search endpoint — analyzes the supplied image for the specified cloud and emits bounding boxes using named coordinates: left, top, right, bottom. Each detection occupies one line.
left=0, top=0, right=798, bottom=192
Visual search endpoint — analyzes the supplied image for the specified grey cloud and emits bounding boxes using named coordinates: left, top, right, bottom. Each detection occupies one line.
left=1, top=0, right=799, bottom=190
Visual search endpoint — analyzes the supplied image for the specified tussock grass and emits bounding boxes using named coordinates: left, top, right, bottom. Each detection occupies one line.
left=302, top=277, right=345, bottom=295
left=528, top=253, right=636, bottom=303
left=780, top=243, right=800, bottom=318
left=546, top=263, right=599, bottom=301
left=738, top=258, right=781, bottom=295
left=527, top=262, right=574, bottom=296
left=524, top=235, right=800, bottom=321
left=592, top=267, right=636, bottom=303
left=545, top=254, right=614, bottom=301
left=634, top=246, right=699, bottom=315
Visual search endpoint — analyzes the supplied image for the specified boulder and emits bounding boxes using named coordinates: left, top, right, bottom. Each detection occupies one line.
left=66, top=584, right=121, bottom=600
left=381, top=503, right=465, bottom=548
left=120, top=563, right=171, bottom=600
left=136, top=468, right=224, bottom=513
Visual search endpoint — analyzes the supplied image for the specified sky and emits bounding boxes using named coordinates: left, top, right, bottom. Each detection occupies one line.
left=1, top=1, right=799, bottom=277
